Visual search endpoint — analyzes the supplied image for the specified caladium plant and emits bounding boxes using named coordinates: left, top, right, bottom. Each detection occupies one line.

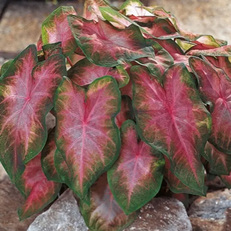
left=1, top=0, right=231, bottom=230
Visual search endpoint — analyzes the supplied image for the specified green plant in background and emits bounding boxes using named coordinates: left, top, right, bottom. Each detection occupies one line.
left=1, top=0, right=231, bottom=230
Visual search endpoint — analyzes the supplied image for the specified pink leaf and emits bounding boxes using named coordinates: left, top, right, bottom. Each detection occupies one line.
left=115, top=96, right=134, bottom=128
left=83, top=0, right=108, bottom=21
left=80, top=174, right=136, bottom=231
left=141, top=18, right=180, bottom=39
left=18, top=153, right=61, bottom=220
left=120, top=0, right=153, bottom=17
left=157, top=39, right=190, bottom=68
left=190, top=57, right=231, bottom=153
left=120, top=77, right=133, bottom=99
left=55, top=76, right=120, bottom=198
left=108, top=120, right=164, bottom=214
left=204, top=142, right=231, bottom=175
left=68, top=15, right=155, bottom=67
left=0, top=45, right=65, bottom=184
left=164, top=157, right=206, bottom=195
left=131, top=64, right=211, bottom=193
left=42, top=6, right=77, bottom=56
left=187, top=45, right=231, bottom=57
left=204, top=56, right=231, bottom=80
left=42, top=42, right=62, bottom=59
left=136, top=40, right=174, bottom=77
left=41, top=128, right=61, bottom=182
left=68, top=58, right=129, bottom=87
left=37, top=36, right=43, bottom=51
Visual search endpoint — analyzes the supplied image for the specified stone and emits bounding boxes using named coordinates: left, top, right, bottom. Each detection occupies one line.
left=0, top=163, right=7, bottom=180
left=0, top=177, right=36, bottom=231
left=124, top=197, right=192, bottom=231
left=27, top=189, right=88, bottom=231
left=188, top=189, right=231, bottom=231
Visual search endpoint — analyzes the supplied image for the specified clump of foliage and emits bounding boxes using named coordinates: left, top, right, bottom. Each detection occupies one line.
left=1, top=0, right=231, bottom=230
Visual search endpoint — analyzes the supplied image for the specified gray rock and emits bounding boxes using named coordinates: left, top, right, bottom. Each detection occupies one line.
left=188, top=189, right=231, bottom=231
left=27, top=189, right=88, bottom=231
left=124, top=197, right=192, bottom=231
left=0, top=163, right=7, bottom=180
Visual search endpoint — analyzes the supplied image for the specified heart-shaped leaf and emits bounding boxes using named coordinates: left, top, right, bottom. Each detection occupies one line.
left=164, top=157, right=206, bottom=195
left=204, top=142, right=231, bottom=175
left=41, top=128, right=61, bottom=182
left=80, top=174, right=136, bottom=231
left=42, top=42, right=62, bottom=59
left=68, top=58, right=129, bottom=87
left=42, top=6, right=77, bottom=56
left=55, top=76, right=121, bottom=198
left=204, top=56, right=231, bottom=80
left=140, top=18, right=180, bottom=39
left=0, top=45, right=65, bottom=184
left=131, top=64, right=211, bottom=194
left=68, top=15, right=155, bottom=67
left=18, top=153, right=61, bottom=220
left=108, top=120, right=164, bottom=214
left=190, top=57, right=231, bottom=153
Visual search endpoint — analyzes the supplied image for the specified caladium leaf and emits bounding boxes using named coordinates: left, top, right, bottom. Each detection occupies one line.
left=115, top=96, right=134, bottom=128
left=41, top=128, right=61, bottom=182
left=120, top=0, right=153, bottom=17
left=42, top=42, right=62, bottom=59
left=55, top=76, right=121, bottom=198
left=189, top=35, right=220, bottom=50
left=164, top=157, right=206, bottom=195
left=120, top=77, right=133, bottom=99
left=187, top=45, right=231, bottom=57
left=37, top=35, right=43, bottom=51
left=80, top=174, right=136, bottom=231
left=140, top=18, right=180, bottom=39
left=108, top=120, right=164, bottom=214
left=99, top=6, right=133, bottom=29
left=0, top=59, right=13, bottom=76
left=67, top=58, right=129, bottom=88
left=204, top=142, right=231, bottom=175
left=54, top=149, right=72, bottom=185
left=0, top=45, right=65, bottom=184
left=131, top=64, right=211, bottom=193
left=157, top=39, right=190, bottom=67
left=68, top=15, right=155, bottom=67
left=176, top=35, right=221, bottom=53
left=18, top=153, right=61, bottom=220
left=42, top=6, right=77, bottom=56
left=220, top=173, right=231, bottom=188
left=136, top=40, right=174, bottom=77
left=83, top=0, right=108, bottom=21
left=190, top=57, right=231, bottom=153
left=175, top=39, right=196, bottom=52
left=204, top=56, right=231, bottom=80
